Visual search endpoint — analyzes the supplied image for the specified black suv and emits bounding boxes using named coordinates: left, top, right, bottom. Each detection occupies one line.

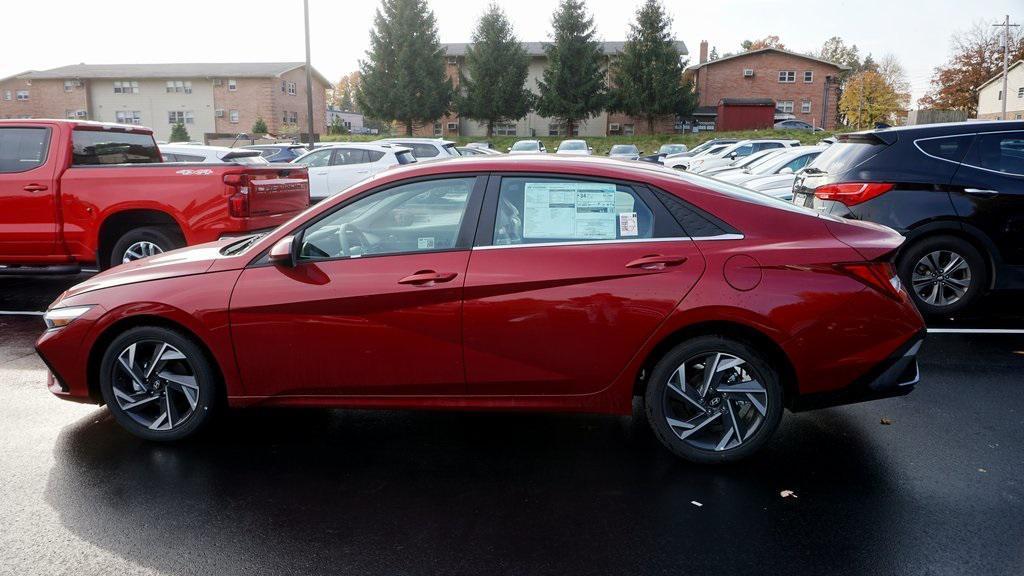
left=793, top=121, right=1024, bottom=315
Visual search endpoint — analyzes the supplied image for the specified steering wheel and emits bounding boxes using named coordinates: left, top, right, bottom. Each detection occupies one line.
left=338, top=222, right=370, bottom=256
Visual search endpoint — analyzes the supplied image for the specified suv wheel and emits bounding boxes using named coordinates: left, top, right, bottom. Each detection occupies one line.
left=898, top=235, right=986, bottom=316
left=645, top=336, right=784, bottom=464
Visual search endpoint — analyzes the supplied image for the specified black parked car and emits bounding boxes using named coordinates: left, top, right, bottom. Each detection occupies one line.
left=793, top=121, right=1024, bottom=315
left=242, top=144, right=308, bottom=163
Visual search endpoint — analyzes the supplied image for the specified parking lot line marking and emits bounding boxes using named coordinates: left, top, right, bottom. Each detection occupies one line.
left=0, top=311, right=45, bottom=316
left=928, top=328, right=1024, bottom=334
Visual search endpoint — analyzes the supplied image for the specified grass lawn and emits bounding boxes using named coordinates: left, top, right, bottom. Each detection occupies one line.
left=320, top=128, right=839, bottom=155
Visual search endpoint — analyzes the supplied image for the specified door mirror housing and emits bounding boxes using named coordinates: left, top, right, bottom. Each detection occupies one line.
left=779, top=167, right=794, bottom=175
left=729, top=152, right=738, bottom=159
left=269, top=235, right=297, bottom=267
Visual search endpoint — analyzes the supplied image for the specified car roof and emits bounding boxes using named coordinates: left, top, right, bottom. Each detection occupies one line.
left=159, top=144, right=236, bottom=153
left=843, top=119, right=1024, bottom=143
left=0, top=118, right=155, bottom=134
left=295, top=143, right=410, bottom=155
left=244, top=143, right=305, bottom=149
left=377, top=137, right=455, bottom=146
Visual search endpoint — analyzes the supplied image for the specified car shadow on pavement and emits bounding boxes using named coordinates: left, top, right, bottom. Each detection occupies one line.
left=44, top=405, right=913, bottom=575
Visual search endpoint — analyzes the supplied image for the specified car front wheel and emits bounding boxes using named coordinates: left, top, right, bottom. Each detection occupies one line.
left=99, top=326, right=219, bottom=442
left=645, top=336, right=784, bottom=464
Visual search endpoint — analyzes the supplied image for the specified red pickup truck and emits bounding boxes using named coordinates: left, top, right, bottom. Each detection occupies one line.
left=0, top=119, right=309, bottom=272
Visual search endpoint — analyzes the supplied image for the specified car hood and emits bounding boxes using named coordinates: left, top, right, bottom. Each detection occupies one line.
left=61, top=238, right=239, bottom=299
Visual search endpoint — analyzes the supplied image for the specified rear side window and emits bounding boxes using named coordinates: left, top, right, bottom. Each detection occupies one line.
left=493, top=177, right=654, bottom=246
left=808, top=140, right=885, bottom=174
left=408, top=143, right=438, bottom=158
left=367, top=150, right=385, bottom=162
left=916, top=135, right=973, bottom=163
left=0, top=127, right=50, bottom=173
left=395, top=150, right=416, bottom=165
left=972, top=132, right=1024, bottom=176
left=72, top=129, right=161, bottom=165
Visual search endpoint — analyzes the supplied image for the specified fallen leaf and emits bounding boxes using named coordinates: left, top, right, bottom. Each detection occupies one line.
left=978, top=468, right=987, bottom=473
left=780, top=490, right=798, bottom=498
left=690, top=501, right=703, bottom=507
left=880, top=418, right=893, bottom=425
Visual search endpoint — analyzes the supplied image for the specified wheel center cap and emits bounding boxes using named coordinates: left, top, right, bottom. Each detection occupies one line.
left=709, top=397, right=722, bottom=407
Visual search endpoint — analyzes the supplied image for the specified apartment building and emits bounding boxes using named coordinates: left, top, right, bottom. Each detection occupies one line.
left=426, top=40, right=688, bottom=138
left=687, top=42, right=847, bottom=130
left=977, top=60, right=1024, bottom=120
left=0, top=62, right=329, bottom=141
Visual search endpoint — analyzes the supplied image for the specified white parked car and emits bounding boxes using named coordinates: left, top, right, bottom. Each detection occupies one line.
left=608, top=144, right=641, bottom=160
left=292, top=143, right=415, bottom=201
left=555, top=139, right=592, bottom=155
left=159, top=144, right=268, bottom=164
left=665, top=139, right=800, bottom=172
left=374, top=138, right=460, bottom=159
left=698, top=148, right=786, bottom=177
left=508, top=140, right=547, bottom=154
left=715, top=146, right=824, bottom=186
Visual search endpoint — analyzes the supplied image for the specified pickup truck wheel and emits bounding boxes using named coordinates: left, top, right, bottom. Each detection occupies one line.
left=110, top=226, right=183, bottom=267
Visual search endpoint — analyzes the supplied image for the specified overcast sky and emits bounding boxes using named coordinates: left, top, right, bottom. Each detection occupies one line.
left=4, top=0, right=1020, bottom=103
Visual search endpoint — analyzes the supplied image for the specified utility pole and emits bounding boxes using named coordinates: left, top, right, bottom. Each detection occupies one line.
left=993, top=15, right=1019, bottom=119
left=304, top=0, right=316, bottom=149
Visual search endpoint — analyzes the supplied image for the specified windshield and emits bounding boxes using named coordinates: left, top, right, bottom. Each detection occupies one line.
left=659, top=144, right=685, bottom=154
left=511, top=141, right=540, bottom=151
left=698, top=144, right=728, bottom=157
left=611, top=145, right=639, bottom=154
left=560, top=141, right=586, bottom=150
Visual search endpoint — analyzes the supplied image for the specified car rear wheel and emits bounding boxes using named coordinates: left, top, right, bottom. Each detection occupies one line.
left=99, top=326, right=219, bottom=442
left=110, top=226, right=184, bottom=268
left=897, top=235, right=986, bottom=316
left=645, top=336, right=784, bottom=464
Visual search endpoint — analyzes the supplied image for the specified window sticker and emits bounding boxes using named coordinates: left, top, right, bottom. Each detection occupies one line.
left=417, top=237, right=436, bottom=250
left=618, top=212, right=638, bottom=236
left=523, top=182, right=617, bottom=240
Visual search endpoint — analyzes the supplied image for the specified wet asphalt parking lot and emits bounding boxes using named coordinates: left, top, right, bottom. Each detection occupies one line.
left=1, top=273, right=1022, bottom=575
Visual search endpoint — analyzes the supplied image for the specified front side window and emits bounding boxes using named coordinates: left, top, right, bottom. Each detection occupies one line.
left=299, top=177, right=476, bottom=259
left=783, top=152, right=818, bottom=172
left=972, top=132, right=1024, bottom=176
left=71, top=129, right=160, bottom=165
left=493, top=177, right=654, bottom=246
left=0, top=127, right=49, bottom=173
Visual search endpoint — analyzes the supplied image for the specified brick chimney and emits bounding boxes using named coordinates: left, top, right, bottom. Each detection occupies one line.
left=699, top=40, right=708, bottom=64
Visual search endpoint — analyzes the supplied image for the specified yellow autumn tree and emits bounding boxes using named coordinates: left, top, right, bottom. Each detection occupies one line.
left=840, top=70, right=909, bottom=129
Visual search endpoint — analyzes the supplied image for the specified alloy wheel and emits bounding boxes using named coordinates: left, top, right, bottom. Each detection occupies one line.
left=122, top=241, right=164, bottom=263
left=911, top=250, right=971, bottom=307
left=110, top=340, right=200, bottom=431
left=661, top=352, right=769, bottom=452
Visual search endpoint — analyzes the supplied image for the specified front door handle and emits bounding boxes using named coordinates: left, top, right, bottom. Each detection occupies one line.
left=398, top=270, right=458, bottom=285
left=964, top=188, right=999, bottom=196
left=626, top=255, right=688, bottom=270
left=23, top=183, right=48, bottom=192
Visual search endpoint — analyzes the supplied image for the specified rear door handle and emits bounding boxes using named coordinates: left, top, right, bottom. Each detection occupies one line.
left=23, top=183, right=48, bottom=192
left=964, top=188, right=999, bottom=196
left=398, top=270, right=458, bottom=285
left=626, top=255, right=688, bottom=270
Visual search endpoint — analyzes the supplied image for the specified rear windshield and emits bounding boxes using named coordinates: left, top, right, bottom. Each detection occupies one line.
left=395, top=150, right=417, bottom=165
left=72, top=129, right=161, bottom=165
left=808, top=140, right=885, bottom=174
left=560, top=141, right=586, bottom=150
left=443, top=143, right=461, bottom=156
left=511, top=141, right=539, bottom=151
left=611, top=145, right=639, bottom=154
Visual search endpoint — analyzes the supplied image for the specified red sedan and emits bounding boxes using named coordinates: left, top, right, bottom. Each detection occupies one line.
left=36, top=156, right=925, bottom=463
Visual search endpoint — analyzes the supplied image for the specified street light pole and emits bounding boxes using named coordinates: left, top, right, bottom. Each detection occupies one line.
left=304, top=0, right=316, bottom=149
left=993, top=14, right=1019, bottom=120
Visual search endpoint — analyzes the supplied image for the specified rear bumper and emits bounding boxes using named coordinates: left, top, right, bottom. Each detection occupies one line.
left=790, top=329, right=925, bottom=412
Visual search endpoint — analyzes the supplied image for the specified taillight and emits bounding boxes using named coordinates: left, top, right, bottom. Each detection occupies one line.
left=835, top=261, right=903, bottom=300
left=224, top=173, right=250, bottom=218
left=814, top=182, right=894, bottom=206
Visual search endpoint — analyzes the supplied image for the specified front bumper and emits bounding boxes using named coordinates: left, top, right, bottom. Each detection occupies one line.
left=790, top=329, right=925, bottom=412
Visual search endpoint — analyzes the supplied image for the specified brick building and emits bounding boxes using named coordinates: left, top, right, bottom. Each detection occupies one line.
left=419, top=40, right=688, bottom=138
left=0, top=62, right=329, bottom=142
left=687, top=42, right=847, bottom=130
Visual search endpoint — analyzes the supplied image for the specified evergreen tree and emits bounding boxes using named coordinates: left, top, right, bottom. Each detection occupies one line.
left=535, top=0, right=606, bottom=136
left=169, top=122, right=190, bottom=142
left=251, top=117, right=268, bottom=135
left=608, top=0, right=695, bottom=133
left=356, top=0, right=452, bottom=136
left=457, top=3, right=532, bottom=137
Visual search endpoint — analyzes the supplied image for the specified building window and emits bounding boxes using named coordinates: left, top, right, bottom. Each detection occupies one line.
left=801, top=100, right=812, bottom=113
left=777, top=101, right=794, bottom=114
left=64, top=79, right=78, bottom=92
left=998, top=90, right=1002, bottom=100
left=548, top=123, right=561, bottom=136
left=778, top=71, right=796, bottom=83
left=433, top=122, right=442, bottom=136
left=623, top=123, right=635, bottom=136
left=15, top=90, right=29, bottom=101
left=167, top=110, right=194, bottom=124
left=286, top=81, right=296, bottom=95
left=165, top=80, right=192, bottom=94
left=113, top=80, right=139, bottom=94
left=115, top=110, right=142, bottom=125
left=446, top=121, right=458, bottom=132
left=282, top=111, right=298, bottom=124
left=803, top=71, right=813, bottom=83
left=228, top=79, right=237, bottom=91
left=66, top=109, right=88, bottom=119
left=2, top=90, right=10, bottom=101
left=229, top=110, right=239, bottom=124
left=494, top=122, right=516, bottom=136
left=1018, top=87, right=1023, bottom=98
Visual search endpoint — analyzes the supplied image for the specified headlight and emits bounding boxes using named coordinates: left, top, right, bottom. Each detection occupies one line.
left=44, top=306, right=94, bottom=330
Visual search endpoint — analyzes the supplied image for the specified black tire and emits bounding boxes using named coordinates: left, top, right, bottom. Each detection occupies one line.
left=99, top=326, right=220, bottom=442
left=897, top=235, right=986, bottom=317
left=645, top=336, right=784, bottom=464
left=108, top=226, right=184, bottom=269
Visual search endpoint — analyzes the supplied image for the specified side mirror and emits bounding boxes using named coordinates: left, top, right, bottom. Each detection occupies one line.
left=506, top=146, right=512, bottom=152
left=779, top=167, right=794, bottom=175
left=729, top=152, right=737, bottom=159
left=269, top=235, right=297, bottom=267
